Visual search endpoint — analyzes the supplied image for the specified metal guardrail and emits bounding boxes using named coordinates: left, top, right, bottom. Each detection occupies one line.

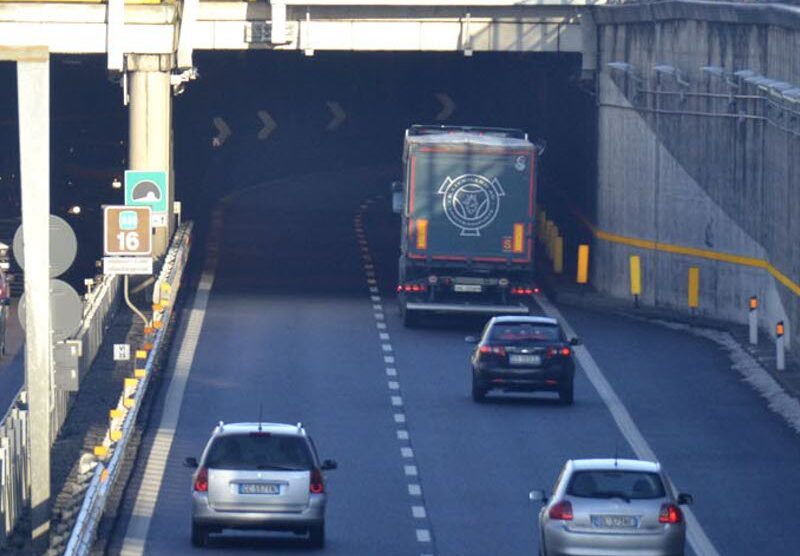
left=64, top=222, right=193, bottom=555
left=0, top=272, right=121, bottom=547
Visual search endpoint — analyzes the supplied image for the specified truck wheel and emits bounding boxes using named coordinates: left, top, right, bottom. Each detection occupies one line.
left=401, top=306, right=418, bottom=328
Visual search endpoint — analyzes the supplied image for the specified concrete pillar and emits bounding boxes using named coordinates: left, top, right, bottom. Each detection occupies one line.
left=16, top=49, right=53, bottom=554
left=127, top=54, right=174, bottom=256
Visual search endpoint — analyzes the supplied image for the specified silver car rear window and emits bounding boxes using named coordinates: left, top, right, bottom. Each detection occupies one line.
left=489, top=323, right=560, bottom=343
left=567, top=470, right=666, bottom=500
left=205, top=433, right=314, bottom=471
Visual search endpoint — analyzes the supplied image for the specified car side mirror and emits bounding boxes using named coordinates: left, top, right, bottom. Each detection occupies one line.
left=529, top=489, right=548, bottom=503
left=321, top=459, right=338, bottom=471
left=184, top=457, right=199, bottom=469
left=569, top=337, right=581, bottom=346
left=677, top=493, right=693, bottom=506
left=465, top=336, right=479, bottom=344
left=391, top=181, right=403, bottom=214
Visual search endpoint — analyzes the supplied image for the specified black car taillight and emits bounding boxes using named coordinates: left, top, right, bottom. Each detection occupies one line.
left=194, top=467, right=208, bottom=492
left=479, top=345, right=506, bottom=357
left=310, top=468, right=325, bottom=494
left=546, top=346, right=571, bottom=358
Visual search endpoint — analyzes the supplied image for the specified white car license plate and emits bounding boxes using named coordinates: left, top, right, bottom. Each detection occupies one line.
left=239, top=483, right=280, bottom=495
left=509, top=354, right=541, bottom=366
left=592, top=515, right=638, bottom=529
left=454, top=284, right=482, bottom=293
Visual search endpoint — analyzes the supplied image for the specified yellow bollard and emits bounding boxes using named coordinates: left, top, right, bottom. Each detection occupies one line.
left=629, top=255, right=642, bottom=306
left=577, top=245, right=590, bottom=284
left=688, top=267, right=700, bottom=308
left=554, top=236, right=564, bottom=274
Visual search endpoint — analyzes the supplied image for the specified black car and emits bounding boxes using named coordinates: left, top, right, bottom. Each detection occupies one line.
left=468, top=316, right=579, bottom=404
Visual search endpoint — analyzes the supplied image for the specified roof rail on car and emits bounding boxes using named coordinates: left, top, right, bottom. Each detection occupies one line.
left=407, top=124, right=528, bottom=141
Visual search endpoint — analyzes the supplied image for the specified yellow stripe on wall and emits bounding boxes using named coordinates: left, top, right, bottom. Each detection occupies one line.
left=567, top=210, right=800, bottom=298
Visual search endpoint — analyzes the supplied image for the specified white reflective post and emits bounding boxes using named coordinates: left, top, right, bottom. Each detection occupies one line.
left=776, top=322, right=785, bottom=371
left=748, top=296, right=758, bottom=345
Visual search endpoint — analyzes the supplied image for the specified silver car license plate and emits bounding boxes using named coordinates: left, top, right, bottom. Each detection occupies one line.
left=509, top=354, right=541, bottom=366
left=454, top=284, right=482, bottom=293
left=239, top=483, right=280, bottom=495
left=592, top=515, right=638, bottom=529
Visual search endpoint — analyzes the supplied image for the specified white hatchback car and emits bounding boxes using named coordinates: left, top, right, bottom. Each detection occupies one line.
left=185, top=422, right=337, bottom=548
left=530, top=459, right=693, bottom=556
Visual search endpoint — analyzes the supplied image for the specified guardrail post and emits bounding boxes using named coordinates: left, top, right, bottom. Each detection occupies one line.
left=688, top=267, right=700, bottom=312
left=629, top=255, right=641, bottom=308
left=576, top=244, right=590, bottom=285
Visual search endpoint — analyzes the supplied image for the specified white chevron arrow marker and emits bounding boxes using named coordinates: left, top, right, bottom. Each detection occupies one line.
left=211, top=116, right=231, bottom=147
left=435, top=93, right=455, bottom=121
left=326, top=101, right=346, bottom=131
left=257, top=110, right=278, bottom=140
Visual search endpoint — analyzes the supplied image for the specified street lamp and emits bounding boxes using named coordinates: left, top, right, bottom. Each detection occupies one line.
left=607, top=61, right=643, bottom=82
left=653, top=64, right=690, bottom=88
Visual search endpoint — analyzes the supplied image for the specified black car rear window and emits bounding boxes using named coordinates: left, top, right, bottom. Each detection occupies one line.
left=567, top=470, right=666, bottom=500
left=205, top=433, right=314, bottom=471
left=489, top=323, right=560, bottom=343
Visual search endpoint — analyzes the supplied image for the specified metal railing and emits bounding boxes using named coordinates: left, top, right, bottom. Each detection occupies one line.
left=65, top=222, right=193, bottom=555
left=0, top=273, right=121, bottom=546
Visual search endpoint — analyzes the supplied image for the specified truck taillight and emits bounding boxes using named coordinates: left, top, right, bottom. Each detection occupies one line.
left=511, top=287, right=534, bottom=295
left=398, top=283, right=428, bottom=293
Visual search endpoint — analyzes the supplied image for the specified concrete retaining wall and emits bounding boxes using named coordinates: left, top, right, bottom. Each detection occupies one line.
left=593, top=1, right=800, bottom=350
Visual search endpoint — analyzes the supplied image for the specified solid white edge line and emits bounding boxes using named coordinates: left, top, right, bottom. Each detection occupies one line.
left=534, top=293, right=720, bottom=556
left=119, top=225, right=221, bottom=555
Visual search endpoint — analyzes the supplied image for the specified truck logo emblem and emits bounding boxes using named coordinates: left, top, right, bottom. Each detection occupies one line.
left=438, top=174, right=505, bottom=236
left=515, top=156, right=526, bottom=171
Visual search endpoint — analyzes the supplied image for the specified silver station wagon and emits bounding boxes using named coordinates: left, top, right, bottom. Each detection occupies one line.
left=185, top=422, right=337, bottom=548
left=530, top=459, right=693, bottom=556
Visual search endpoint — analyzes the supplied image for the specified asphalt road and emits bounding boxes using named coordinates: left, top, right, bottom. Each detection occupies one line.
left=110, top=168, right=800, bottom=556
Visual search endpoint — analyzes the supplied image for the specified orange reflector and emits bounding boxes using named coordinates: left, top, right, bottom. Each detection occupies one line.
left=123, top=398, right=135, bottom=409
left=143, top=326, right=154, bottom=335
left=110, top=430, right=122, bottom=442
left=124, top=378, right=139, bottom=389
left=513, top=224, right=525, bottom=253
left=143, top=342, right=154, bottom=351
left=94, top=446, right=108, bottom=457
left=152, top=304, right=161, bottom=312
left=777, top=321, right=785, bottom=337
left=134, top=369, right=147, bottom=378
left=749, top=296, right=758, bottom=311
left=101, top=469, right=110, bottom=483
left=416, top=219, right=428, bottom=250
left=109, top=409, right=123, bottom=419
left=153, top=320, right=163, bottom=329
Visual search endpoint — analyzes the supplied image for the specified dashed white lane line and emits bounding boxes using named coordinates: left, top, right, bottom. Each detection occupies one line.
left=416, top=529, right=432, bottom=543
left=356, top=202, right=435, bottom=553
left=535, top=293, right=720, bottom=556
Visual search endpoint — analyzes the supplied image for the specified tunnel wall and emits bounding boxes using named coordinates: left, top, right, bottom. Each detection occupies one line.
left=593, top=2, right=800, bottom=350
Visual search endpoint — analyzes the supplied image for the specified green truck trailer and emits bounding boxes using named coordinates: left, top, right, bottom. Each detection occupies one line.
left=394, top=125, right=541, bottom=326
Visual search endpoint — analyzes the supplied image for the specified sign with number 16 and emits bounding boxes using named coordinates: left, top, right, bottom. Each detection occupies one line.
left=104, top=206, right=152, bottom=256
